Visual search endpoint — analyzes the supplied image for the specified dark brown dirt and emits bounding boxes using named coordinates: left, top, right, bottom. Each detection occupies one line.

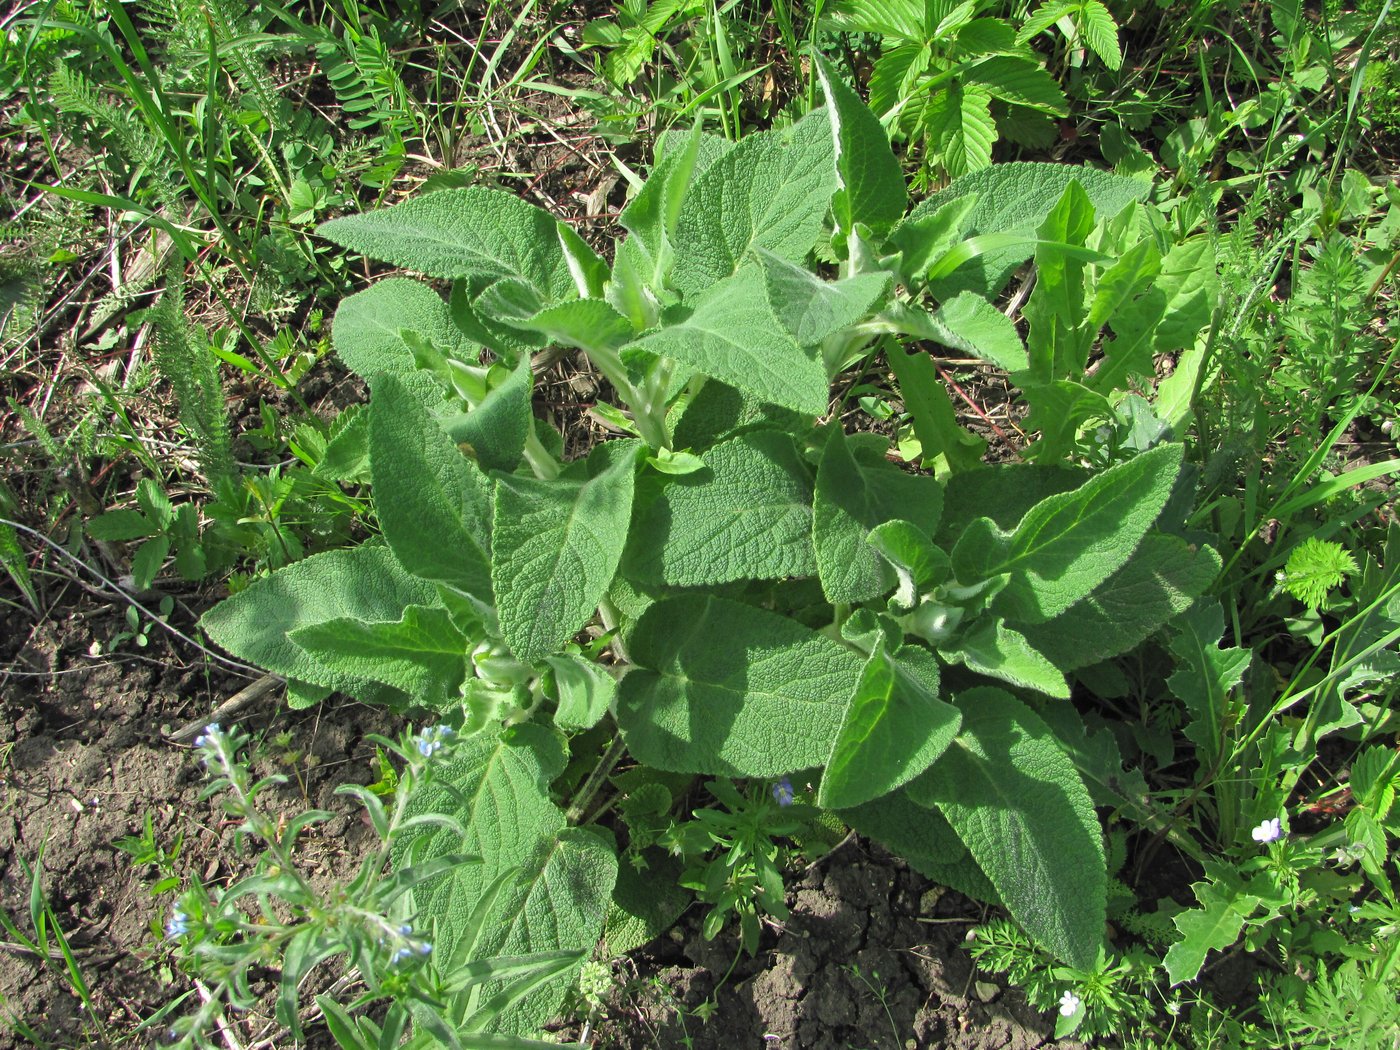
left=580, top=847, right=1081, bottom=1050
left=0, top=593, right=386, bottom=1049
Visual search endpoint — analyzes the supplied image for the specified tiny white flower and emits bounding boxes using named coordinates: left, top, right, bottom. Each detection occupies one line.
left=1251, top=817, right=1283, bottom=844
left=1059, top=990, right=1081, bottom=1017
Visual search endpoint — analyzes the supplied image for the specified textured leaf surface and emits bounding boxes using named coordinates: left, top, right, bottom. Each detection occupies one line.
left=332, top=278, right=476, bottom=380
left=909, top=687, right=1104, bottom=968
left=1020, top=534, right=1221, bottom=670
left=492, top=443, right=639, bottom=664
left=757, top=249, right=892, bottom=347
left=318, top=189, right=583, bottom=304
left=617, top=595, right=863, bottom=776
left=370, top=373, right=494, bottom=599
left=623, top=271, right=830, bottom=415
left=437, top=355, right=533, bottom=474
left=669, top=381, right=807, bottom=452
left=891, top=294, right=1027, bottom=371
left=1080, top=1, right=1123, bottom=70
left=952, top=618, right=1069, bottom=697
left=820, top=643, right=959, bottom=809
left=815, top=54, right=907, bottom=234
left=626, top=430, right=814, bottom=586
left=401, top=725, right=616, bottom=1032
left=925, top=82, right=995, bottom=179
left=901, top=163, right=1148, bottom=299
left=546, top=653, right=617, bottom=730
left=288, top=605, right=465, bottom=704
left=936, top=464, right=1085, bottom=545
left=814, top=429, right=943, bottom=602
left=492, top=296, right=634, bottom=354
left=671, top=112, right=837, bottom=296
left=972, top=56, right=1068, bottom=114
left=842, top=788, right=997, bottom=901
left=200, top=546, right=437, bottom=693
left=952, top=443, right=1183, bottom=622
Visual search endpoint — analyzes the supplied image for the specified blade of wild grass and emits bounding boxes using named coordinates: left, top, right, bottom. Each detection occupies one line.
left=29, top=183, right=299, bottom=394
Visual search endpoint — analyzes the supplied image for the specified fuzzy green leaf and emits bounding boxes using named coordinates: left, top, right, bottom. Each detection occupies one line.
left=757, top=249, right=892, bottom=347
left=617, top=595, right=864, bottom=776
left=370, top=373, right=494, bottom=599
left=289, top=605, right=466, bottom=705
left=400, top=724, right=616, bottom=1033
left=1019, top=534, right=1221, bottom=670
left=814, top=429, right=944, bottom=602
left=814, top=54, right=908, bottom=235
left=626, top=430, right=815, bottom=586
left=318, top=189, right=587, bottom=305
left=331, top=278, right=478, bottom=381
left=437, top=355, right=533, bottom=475
left=950, top=618, right=1069, bottom=697
left=200, top=546, right=438, bottom=695
left=889, top=294, right=1027, bottom=371
left=842, top=788, right=997, bottom=901
left=670, top=111, right=837, bottom=296
left=492, top=443, right=640, bottom=665
left=952, top=443, right=1184, bottom=622
left=899, top=163, right=1149, bottom=299
left=910, top=687, right=1104, bottom=968
left=623, top=270, right=830, bottom=415
left=819, top=642, right=960, bottom=810
left=545, top=654, right=617, bottom=731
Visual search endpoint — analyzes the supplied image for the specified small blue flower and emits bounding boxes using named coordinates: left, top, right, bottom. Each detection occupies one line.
left=771, top=777, right=794, bottom=807
left=166, top=905, right=190, bottom=939
left=1251, top=817, right=1283, bottom=844
left=417, top=941, right=432, bottom=956
left=415, top=724, right=455, bottom=758
left=390, top=947, right=412, bottom=965
left=193, top=722, right=222, bottom=748
left=398, top=923, right=413, bottom=936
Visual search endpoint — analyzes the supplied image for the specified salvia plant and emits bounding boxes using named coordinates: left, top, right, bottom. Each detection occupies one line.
left=199, top=57, right=1227, bottom=1038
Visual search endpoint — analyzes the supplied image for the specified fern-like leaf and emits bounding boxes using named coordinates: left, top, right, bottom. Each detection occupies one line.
left=1282, top=537, right=1357, bottom=609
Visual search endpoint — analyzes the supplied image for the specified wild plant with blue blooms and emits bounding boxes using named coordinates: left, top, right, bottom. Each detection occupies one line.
left=162, top=722, right=477, bottom=1048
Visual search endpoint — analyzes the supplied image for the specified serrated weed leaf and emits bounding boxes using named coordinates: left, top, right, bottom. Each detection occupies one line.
left=910, top=688, right=1104, bottom=969
left=617, top=595, right=863, bottom=776
left=492, top=442, right=640, bottom=664
left=952, top=443, right=1184, bottom=622
left=819, top=642, right=960, bottom=810
left=369, top=373, right=494, bottom=599
left=626, top=430, right=815, bottom=587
